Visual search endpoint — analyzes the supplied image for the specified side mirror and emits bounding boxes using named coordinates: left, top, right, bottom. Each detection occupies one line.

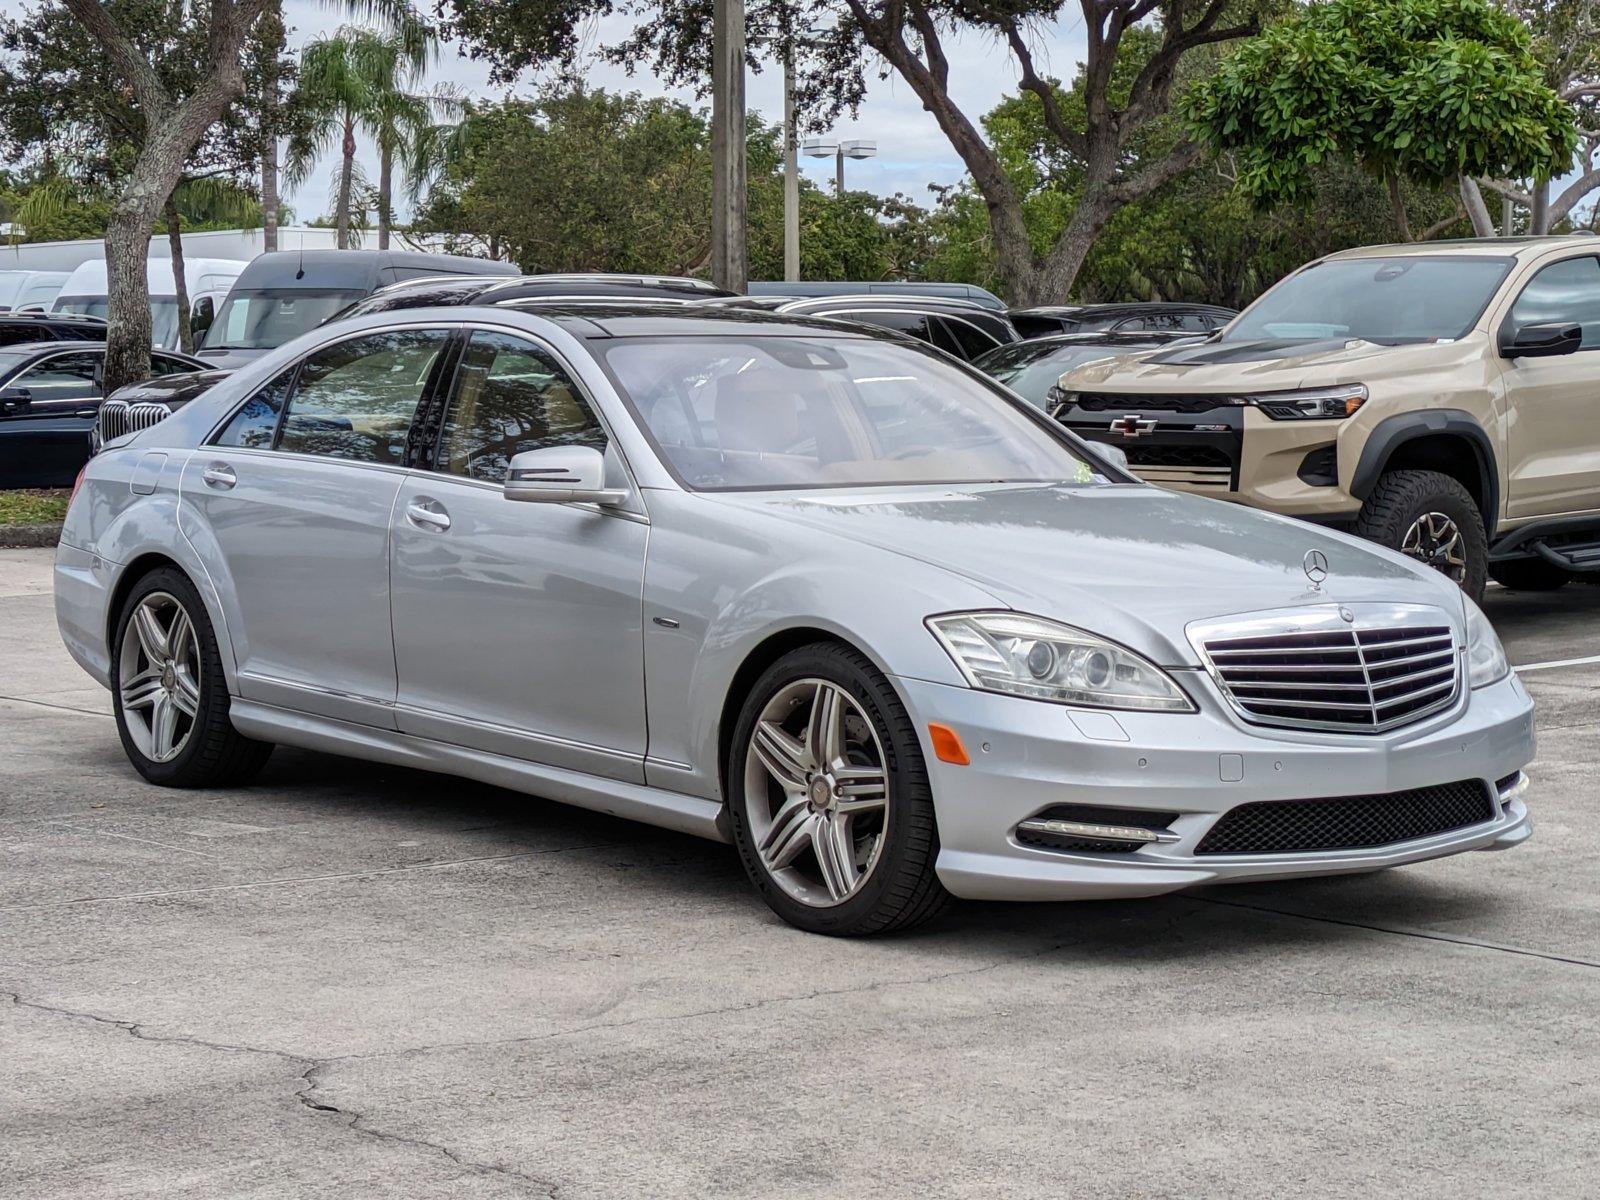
left=1500, top=321, right=1582, bottom=359
left=190, top=295, right=216, bottom=336
left=0, top=386, right=32, bottom=415
left=504, top=445, right=629, bottom=506
left=1092, top=442, right=1130, bottom=473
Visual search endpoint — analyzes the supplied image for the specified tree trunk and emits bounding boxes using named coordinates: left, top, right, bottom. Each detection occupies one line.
left=378, top=140, right=392, bottom=250
left=1386, top=173, right=1412, bottom=241
left=164, top=197, right=193, bottom=354
left=336, top=115, right=356, bottom=250
left=1460, top=177, right=1495, bottom=237
left=1531, top=181, right=1550, bottom=234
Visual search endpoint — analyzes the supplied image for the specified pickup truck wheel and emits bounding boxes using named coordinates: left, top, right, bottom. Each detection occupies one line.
left=1355, top=469, right=1487, bottom=600
left=1488, top=558, right=1572, bottom=591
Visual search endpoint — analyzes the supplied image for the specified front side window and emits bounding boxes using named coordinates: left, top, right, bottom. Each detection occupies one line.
left=601, top=335, right=1106, bottom=491
left=1506, top=256, right=1600, bottom=349
left=215, top=367, right=296, bottom=449
left=10, top=352, right=101, bottom=403
left=277, top=328, right=448, bottom=464
left=437, top=330, right=607, bottom=483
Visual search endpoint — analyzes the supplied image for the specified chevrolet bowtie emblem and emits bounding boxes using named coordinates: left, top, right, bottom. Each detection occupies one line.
left=1108, top=414, right=1158, bottom=438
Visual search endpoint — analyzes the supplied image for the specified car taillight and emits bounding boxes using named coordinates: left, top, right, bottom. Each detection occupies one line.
left=68, top=462, right=89, bottom=511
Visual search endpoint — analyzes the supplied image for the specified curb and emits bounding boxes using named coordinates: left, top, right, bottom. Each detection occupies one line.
left=0, top=522, right=63, bottom=549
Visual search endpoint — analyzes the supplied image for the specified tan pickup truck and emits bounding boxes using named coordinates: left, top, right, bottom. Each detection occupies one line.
left=1053, top=236, right=1600, bottom=598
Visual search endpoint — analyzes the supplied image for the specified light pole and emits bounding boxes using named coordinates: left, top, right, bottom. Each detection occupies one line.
left=783, top=50, right=799, bottom=282
left=802, top=137, right=877, bottom=196
left=710, top=0, right=747, bottom=291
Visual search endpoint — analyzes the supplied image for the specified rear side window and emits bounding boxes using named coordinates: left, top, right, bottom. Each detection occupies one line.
left=437, top=330, right=607, bottom=483
left=215, top=367, right=295, bottom=449
left=939, top=316, right=1003, bottom=359
left=1507, top=256, right=1600, bottom=349
left=277, top=328, right=449, bottom=464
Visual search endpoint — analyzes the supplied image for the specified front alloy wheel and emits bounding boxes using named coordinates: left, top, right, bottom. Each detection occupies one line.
left=728, top=642, right=950, bottom=936
left=745, top=678, right=891, bottom=907
left=1399, top=511, right=1469, bottom=587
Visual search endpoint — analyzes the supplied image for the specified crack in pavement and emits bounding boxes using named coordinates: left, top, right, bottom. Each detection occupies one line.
left=2, top=990, right=561, bottom=1197
left=1190, top=896, right=1600, bottom=970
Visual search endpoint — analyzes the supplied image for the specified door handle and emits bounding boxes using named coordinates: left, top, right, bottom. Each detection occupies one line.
left=406, top=499, right=451, bottom=531
left=201, top=463, right=236, bottom=490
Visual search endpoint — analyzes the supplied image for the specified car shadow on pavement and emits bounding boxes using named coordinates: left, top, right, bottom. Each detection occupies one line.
left=224, top=745, right=1502, bottom=973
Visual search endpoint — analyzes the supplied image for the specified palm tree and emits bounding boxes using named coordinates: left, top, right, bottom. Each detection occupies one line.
left=285, top=20, right=435, bottom=249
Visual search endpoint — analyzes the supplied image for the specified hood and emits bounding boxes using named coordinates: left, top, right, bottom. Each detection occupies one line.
left=193, top=346, right=270, bottom=370
left=1060, top=335, right=1484, bottom=394
left=712, top=483, right=1460, bottom=666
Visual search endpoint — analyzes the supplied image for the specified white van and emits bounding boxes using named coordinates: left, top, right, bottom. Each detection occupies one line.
left=50, top=257, right=247, bottom=350
left=0, top=270, right=69, bottom=312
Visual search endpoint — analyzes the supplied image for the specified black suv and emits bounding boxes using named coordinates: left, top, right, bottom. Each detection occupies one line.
left=0, top=311, right=109, bottom=349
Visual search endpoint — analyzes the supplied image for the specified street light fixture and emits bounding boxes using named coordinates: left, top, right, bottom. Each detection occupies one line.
left=803, top=136, right=878, bottom=195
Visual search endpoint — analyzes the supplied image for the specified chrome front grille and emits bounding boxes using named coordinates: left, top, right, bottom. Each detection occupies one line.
left=1190, top=604, right=1461, bottom=734
left=95, top=399, right=172, bottom=446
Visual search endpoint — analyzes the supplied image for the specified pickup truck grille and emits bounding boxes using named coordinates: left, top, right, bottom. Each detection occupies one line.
left=1191, top=606, right=1460, bottom=734
left=1073, top=391, right=1241, bottom=414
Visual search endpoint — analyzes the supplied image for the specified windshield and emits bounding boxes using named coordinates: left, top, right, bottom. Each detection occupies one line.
left=977, top=342, right=1160, bottom=407
left=202, top=288, right=367, bottom=350
left=1226, top=256, right=1514, bottom=344
left=55, top=295, right=181, bottom=350
left=601, top=335, right=1106, bottom=491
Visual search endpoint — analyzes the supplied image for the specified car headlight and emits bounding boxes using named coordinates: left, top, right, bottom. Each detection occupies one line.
left=1045, top=385, right=1078, bottom=418
left=1252, top=383, right=1367, bottom=420
left=927, top=612, right=1195, bottom=712
left=1463, top=596, right=1510, bottom=689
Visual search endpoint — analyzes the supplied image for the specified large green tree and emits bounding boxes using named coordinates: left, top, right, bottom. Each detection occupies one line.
left=438, top=0, right=1264, bottom=304
left=1183, top=0, right=1577, bottom=240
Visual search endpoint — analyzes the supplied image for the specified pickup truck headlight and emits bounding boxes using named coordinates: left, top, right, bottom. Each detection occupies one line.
left=1463, top=597, right=1510, bottom=689
left=1045, top=386, right=1077, bottom=418
left=927, top=612, right=1195, bottom=711
left=1253, top=384, right=1367, bottom=420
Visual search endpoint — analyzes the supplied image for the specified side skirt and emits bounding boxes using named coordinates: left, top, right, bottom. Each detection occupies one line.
left=228, top=699, right=730, bottom=844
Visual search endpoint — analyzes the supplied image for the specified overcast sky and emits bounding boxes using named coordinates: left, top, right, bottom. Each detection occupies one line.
left=278, top=0, right=1091, bottom=222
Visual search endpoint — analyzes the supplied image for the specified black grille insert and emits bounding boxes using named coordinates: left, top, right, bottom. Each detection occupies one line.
left=1196, top=780, right=1494, bottom=855
left=1074, top=391, right=1240, bottom=414
left=1124, top=444, right=1233, bottom=470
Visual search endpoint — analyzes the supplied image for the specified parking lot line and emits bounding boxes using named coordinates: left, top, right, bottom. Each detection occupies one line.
left=1513, top=653, right=1600, bottom=674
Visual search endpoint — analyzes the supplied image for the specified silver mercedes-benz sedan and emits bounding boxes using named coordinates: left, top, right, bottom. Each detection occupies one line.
left=55, top=304, right=1535, bottom=935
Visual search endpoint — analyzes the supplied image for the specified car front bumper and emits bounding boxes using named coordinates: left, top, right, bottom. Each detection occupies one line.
left=897, top=669, right=1535, bottom=901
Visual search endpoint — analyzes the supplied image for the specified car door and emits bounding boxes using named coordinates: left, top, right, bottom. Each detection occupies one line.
left=1499, top=254, right=1600, bottom=518
left=182, top=325, right=454, bottom=728
left=0, top=349, right=103, bottom=487
left=388, top=326, right=649, bottom=783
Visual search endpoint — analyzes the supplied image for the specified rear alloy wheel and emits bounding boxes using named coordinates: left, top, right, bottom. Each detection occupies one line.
left=728, top=643, right=950, bottom=936
left=112, top=567, right=273, bottom=788
left=1355, top=469, right=1488, bottom=600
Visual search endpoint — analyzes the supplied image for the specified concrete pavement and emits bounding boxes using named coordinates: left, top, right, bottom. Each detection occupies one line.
left=3, top=547, right=1598, bottom=1198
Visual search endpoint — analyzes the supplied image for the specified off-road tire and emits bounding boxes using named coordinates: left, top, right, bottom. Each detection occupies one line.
left=726, top=642, right=952, bottom=936
left=1355, top=469, right=1488, bottom=601
left=1488, top=557, right=1573, bottom=591
left=111, top=566, right=273, bottom=787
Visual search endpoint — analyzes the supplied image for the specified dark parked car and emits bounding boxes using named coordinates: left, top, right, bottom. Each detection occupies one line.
left=972, top=332, right=1202, bottom=408
left=195, top=249, right=519, bottom=370
left=0, top=342, right=206, bottom=487
left=90, top=368, right=233, bottom=455
left=1009, top=302, right=1236, bottom=340
left=773, top=295, right=1020, bottom=361
left=747, top=279, right=1007, bottom=309
left=331, top=273, right=736, bottom=323
left=0, top=311, right=108, bottom=348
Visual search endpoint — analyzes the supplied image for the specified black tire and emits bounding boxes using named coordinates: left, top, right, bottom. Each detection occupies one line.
left=1488, top=557, right=1573, bottom=591
left=111, top=566, right=273, bottom=787
left=1355, top=469, right=1488, bottom=601
left=725, top=642, right=951, bottom=936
